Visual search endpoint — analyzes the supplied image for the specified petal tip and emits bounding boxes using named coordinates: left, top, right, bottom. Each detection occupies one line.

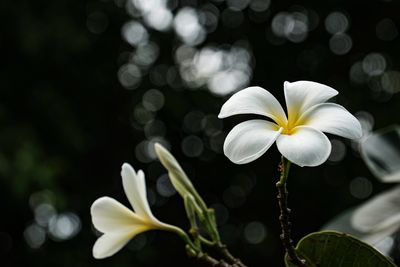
left=218, top=105, right=228, bottom=119
left=92, top=249, right=103, bottom=259
left=92, top=239, right=111, bottom=259
left=154, top=142, right=163, bottom=155
left=154, top=142, right=167, bottom=154
left=90, top=197, right=111, bottom=215
left=353, top=130, right=363, bottom=140
left=121, top=163, right=136, bottom=177
left=354, top=122, right=363, bottom=139
left=121, top=162, right=132, bottom=170
left=137, top=169, right=145, bottom=178
left=154, top=143, right=174, bottom=165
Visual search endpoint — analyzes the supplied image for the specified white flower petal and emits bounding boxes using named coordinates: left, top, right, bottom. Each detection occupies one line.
left=321, top=201, right=400, bottom=247
left=93, top=228, right=146, bottom=259
left=300, top=103, right=362, bottom=139
left=121, top=163, right=156, bottom=221
left=91, top=197, right=146, bottom=233
left=361, top=126, right=400, bottom=183
left=362, top=224, right=400, bottom=247
left=276, top=126, right=331, bottom=167
left=218, top=86, right=287, bottom=125
left=352, top=185, right=400, bottom=233
left=284, top=81, right=338, bottom=121
left=223, top=120, right=282, bottom=164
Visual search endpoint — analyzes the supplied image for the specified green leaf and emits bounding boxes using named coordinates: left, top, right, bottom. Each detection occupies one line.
left=285, top=231, right=396, bottom=267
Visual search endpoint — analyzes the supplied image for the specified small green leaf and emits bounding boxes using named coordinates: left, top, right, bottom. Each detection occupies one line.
left=285, top=231, right=396, bottom=267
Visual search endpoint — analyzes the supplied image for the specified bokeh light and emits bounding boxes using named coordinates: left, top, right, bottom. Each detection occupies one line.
left=142, top=89, right=165, bottom=112
left=48, top=213, right=81, bottom=241
left=122, top=21, right=149, bottom=47
left=349, top=177, right=373, bottom=199
left=244, top=221, right=267, bottom=244
left=362, top=53, right=387, bottom=77
left=174, top=7, right=206, bottom=46
left=86, top=12, right=109, bottom=34
left=175, top=43, right=253, bottom=95
left=118, top=63, right=142, bottom=89
left=24, top=224, right=46, bottom=249
left=24, top=191, right=81, bottom=249
left=271, top=11, right=309, bottom=43
left=329, top=33, right=352, bottom=55
left=249, top=0, right=271, bottom=12
left=223, top=185, right=246, bottom=208
left=325, top=12, right=349, bottom=34
left=181, top=135, right=204, bottom=157
left=156, top=174, right=176, bottom=197
left=328, top=139, right=347, bottom=163
left=376, top=18, right=398, bottom=41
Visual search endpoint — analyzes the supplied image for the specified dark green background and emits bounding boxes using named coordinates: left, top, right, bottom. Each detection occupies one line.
left=1, top=0, right=399, bottom=266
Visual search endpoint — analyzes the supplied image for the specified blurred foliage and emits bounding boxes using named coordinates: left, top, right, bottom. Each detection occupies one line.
left=1, top=0, right=400, bottom=266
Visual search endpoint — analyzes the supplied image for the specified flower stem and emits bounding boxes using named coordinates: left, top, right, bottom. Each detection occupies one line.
left=197, top=253, right=235, bottom=267
left=166, top=224, right=244, bottom=267
left=165, top=225, right=199, bottom=252
left=215, top=243, right=248, bottom=267
left=276, top=157, right=306, bottom=267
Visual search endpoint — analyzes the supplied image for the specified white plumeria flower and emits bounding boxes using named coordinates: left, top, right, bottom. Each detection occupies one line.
left=218, top=81, right=362, bottom=166
left=91, top=163, right=175, bottom=259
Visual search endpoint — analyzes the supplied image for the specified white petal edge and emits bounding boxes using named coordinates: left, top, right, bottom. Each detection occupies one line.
left=223, top=120, right=282, bottom=164
left=362, top=223, right=400, bottom=246
left=351, top=185, right=400, bottom=233
left=218, top=86, right=287, bottom=125
left=300, top=103, right=362, bottom=139
left=360, top=126, right=400, bottom=182
left=284, top=81, right=338, bottom=121
left=121, top=163, right=156, bottom=221
left=93, top=228, right=147, bottom=259
left=276, top=126, right=332, bottom=167
left=91, top=197, right=146, bottom=233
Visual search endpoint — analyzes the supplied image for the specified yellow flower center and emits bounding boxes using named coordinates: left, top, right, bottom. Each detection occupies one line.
left=277, top=115, right=307, bottom=135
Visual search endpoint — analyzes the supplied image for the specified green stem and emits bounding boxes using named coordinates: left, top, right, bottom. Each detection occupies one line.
left=199, top=236, right=216, bottom=246
left=164, top=225, right=239, bottom=267
left=276, top=157, right=306, bottom=267
left=163, top=224, right=201, bottom=253
left=192, top=191, right=221, bottom=243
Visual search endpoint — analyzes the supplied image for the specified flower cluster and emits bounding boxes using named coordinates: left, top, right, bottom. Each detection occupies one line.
left=90, top=80, right=366, bottom=266
left=91, top=143, right=226, bottom=263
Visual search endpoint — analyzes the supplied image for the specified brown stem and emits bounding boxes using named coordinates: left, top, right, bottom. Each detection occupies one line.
left=217, top=244, right=247, bottom=267
left=276, top=157, right=306, bottom=267
left=197, top=253, right=235, bottom=267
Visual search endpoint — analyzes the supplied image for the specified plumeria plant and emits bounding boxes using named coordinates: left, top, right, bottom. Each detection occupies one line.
left=91, top=144, right=246, bottom=266
left=90, top=81, right=397, bottom=266
left=324, top=125, right=400, bottom=257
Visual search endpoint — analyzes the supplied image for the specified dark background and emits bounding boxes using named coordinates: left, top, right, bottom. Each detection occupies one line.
left=1, top=0, right=400, bottom=266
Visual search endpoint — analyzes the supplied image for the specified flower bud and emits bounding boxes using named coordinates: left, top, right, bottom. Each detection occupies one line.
left=154, top=143, right=197, bottom=198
